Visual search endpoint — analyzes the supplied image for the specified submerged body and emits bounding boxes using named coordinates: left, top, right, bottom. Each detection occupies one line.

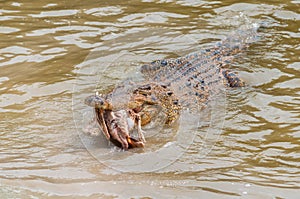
left=85, top=25, right=260, bottom=150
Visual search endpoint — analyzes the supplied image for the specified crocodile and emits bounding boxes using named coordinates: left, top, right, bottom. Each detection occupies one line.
left=85, top=25, right=260, bottom=150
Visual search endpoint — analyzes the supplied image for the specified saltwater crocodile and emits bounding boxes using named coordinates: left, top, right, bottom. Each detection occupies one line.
left=85, top=24, right=260, bottom=150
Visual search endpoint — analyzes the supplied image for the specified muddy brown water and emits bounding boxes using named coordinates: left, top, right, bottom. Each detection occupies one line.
left=1, top=0, right=299, bottom=198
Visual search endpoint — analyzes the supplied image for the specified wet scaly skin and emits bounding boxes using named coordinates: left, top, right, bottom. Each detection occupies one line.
left=85, top=27, right=259, bottom=149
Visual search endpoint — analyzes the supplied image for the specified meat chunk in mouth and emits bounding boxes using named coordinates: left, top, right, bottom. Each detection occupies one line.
left=85, top=94, right=146, bottom=150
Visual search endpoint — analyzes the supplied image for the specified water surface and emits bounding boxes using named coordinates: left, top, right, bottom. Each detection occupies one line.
left=1, top=0, right=299, bottom=198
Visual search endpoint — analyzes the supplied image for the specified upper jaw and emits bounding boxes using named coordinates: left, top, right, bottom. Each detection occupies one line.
left=85, top=94, right=113, bottom=110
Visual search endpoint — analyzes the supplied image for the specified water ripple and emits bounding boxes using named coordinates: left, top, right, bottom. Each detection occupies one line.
left=0, top=0, right=299, bottom=198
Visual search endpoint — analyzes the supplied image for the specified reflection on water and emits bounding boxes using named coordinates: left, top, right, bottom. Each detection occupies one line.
left=1, top=0, right=299, bottom=198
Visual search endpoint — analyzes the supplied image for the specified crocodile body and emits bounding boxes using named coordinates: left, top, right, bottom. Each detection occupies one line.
left=85, top=25, right=260, bottom=150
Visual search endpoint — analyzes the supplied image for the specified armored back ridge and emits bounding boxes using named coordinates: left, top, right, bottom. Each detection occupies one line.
left=141, top=24, right=260, bottom=109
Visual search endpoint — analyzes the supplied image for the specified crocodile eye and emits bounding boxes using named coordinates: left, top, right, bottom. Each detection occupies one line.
left=161, top=60, right=168, bottom=66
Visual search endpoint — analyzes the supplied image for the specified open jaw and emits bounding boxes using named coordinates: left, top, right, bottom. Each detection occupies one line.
left=85, top=94, right=145, bottom=150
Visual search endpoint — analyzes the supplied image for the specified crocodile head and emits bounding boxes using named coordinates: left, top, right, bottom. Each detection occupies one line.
left=85, top=94, right=144, bottom=150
